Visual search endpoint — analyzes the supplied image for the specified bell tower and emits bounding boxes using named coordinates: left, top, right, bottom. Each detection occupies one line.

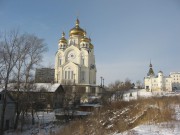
left=147, top=61, right=155, bottom=77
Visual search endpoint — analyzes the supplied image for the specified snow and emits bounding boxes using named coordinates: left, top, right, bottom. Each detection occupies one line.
left=4, top=111, right=63, bottom=135
left=3, top=83, right=61, bottom=92
left=49, top=83, right=61, bottom=92
left=55, top=110, right=92, bottom=116
left=112, top=103, right=180, bottom=135
left=0, top=88, right=3, bottom=92
left=79, top=103, right=101, bottom=107
left=122, top=122, right=180, bottom=135
left=112, top=122, right=180, bottom=135
left=107, top=124, right=113, bottom=129
left=34, top=83, right=60, bottom=92
left=121, top=89, right=180, bottom=101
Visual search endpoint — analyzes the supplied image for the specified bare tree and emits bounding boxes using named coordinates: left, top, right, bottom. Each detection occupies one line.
left=108, top=80, right=124, bottom=91
left=13, top=34, right=31, bottom=129
left=0, top=30, right=22, bottom=134
left=0, top=30, right=47, bottom=133
left=62, top=85, right=86, bottom=121
left=24, top=35, right=47, bottom=87
left=108, top=79, right=133, bottom=101
left=124, top=78, right=132, bottom=90
left=136, top=80, right=142, bottom=89
left=23, top=34, right=47, bottom=125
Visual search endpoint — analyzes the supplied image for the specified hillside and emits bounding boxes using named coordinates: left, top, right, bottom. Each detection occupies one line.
left=57, top=96, right=180, bottom=135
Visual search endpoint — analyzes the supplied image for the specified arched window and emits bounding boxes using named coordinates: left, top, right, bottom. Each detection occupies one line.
left=81, top=53, right=84, bottom=65
left=59, top=55, right=63, bottom=66
left=64, top=67, right=74, bottom=80
left=82, top=58, right=84, bottom=65
left=59, top=59, right=62, bottom=66
left=81, top=71, right=85, bottom=81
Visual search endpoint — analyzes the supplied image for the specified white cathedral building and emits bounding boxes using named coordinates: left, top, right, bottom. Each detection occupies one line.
left=54, top=19, right=98, bottom=92
left=144, top=62, right=172, bottom=92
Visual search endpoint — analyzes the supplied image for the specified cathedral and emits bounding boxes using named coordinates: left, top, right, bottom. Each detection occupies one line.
left=55, top=19, right=97, bottom=87
left=144, top=62, right=172, bottom=92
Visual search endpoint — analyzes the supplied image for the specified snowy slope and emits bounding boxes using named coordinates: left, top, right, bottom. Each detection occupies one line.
left=114, top=105, right=180, bottom=135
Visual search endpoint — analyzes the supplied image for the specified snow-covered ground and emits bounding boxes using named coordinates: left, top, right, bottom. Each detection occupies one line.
left=113, top=105, right=180, bottom=135
left=5, top=112, right=63, bottom=135
left=119, top=122, right=180, bottom=135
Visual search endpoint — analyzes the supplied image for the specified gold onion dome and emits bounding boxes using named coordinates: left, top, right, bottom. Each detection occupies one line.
left=89, top=43, right=94, bottom=49
left=81, top=31, right=90, bottom=42
left=89, top=37, right=94, bottom=49
left=69, top=19, right=85, bottom=36
left=59, top=32, right=67, bottom=43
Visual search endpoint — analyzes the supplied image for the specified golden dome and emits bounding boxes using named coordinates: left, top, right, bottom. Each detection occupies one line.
left=81, top=31, right=90, bottom=42
left=59, top=32, right=67, bottom=44
left=69, top=19, right=85, bottom=36
left=90, top=43, right=94, bottom=49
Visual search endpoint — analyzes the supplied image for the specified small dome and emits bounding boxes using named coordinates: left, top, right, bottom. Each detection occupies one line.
left=81, top=31, right=90, bottom=42
left=69, top=19, right=85, bottom=37
left=158, top=71, right=163, bottom=73
left=89, top=43, right=94, bottom=49
left=59, top=32, right=67, bottom=44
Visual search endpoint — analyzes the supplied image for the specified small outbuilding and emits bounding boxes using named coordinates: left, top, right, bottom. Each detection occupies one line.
left=0, top=90, right=16, bottom=130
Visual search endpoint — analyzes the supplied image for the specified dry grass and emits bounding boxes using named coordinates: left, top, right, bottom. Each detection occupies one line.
left=56, top=96, right=180, bottom=135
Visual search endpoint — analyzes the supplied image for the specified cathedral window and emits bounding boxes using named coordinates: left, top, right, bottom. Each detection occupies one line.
left=64, top=70, right=74, bottom=80
left=68, top=71, right=70, bottom=79
left=65, top=71, right=67, bottom=79
left=71, top=71, right=73, bottom=79
left=81, top=71, right=85, bottom=81
left=59, top=59, right=62, bottom=66
left=82, top=58, right=84, bottom=65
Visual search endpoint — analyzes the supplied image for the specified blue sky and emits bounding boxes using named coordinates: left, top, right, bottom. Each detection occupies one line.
left=1, top=0, right=180, bottom=85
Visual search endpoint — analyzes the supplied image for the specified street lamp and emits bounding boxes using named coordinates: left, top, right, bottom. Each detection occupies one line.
left=100, top=76, right=103, bottom=87
left=103, top=78, right=104, bottom=88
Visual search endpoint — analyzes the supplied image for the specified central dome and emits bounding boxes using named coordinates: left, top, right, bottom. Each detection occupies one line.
left=69, top=19, right=85, bottom=37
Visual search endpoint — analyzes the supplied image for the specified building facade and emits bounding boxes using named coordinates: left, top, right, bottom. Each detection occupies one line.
left=144, top=62, right=172, bottom=92
left=55, top=19, right=96, bottom=85
left=170, top=72, right=180, bottom=90
left=35, top=68, right=55, bottom=83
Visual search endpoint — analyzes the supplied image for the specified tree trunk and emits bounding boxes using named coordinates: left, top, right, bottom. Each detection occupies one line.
left=31, top=108, right=35, bottom=125
left=0, top=74, right=9, bottom=135
left=14, top=106, right=20, bottom=130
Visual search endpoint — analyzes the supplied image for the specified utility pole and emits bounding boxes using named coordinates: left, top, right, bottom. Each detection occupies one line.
left=102, top=78, right=104, bottom=88
left=100, top=76, right=103, bottom=88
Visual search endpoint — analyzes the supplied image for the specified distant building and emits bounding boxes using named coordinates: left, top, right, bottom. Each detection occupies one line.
left=35, top=68, right=55, bottom=83
left=144, top=62, right=172, bottom=92
left=170, top=72, right=180, bottom=90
